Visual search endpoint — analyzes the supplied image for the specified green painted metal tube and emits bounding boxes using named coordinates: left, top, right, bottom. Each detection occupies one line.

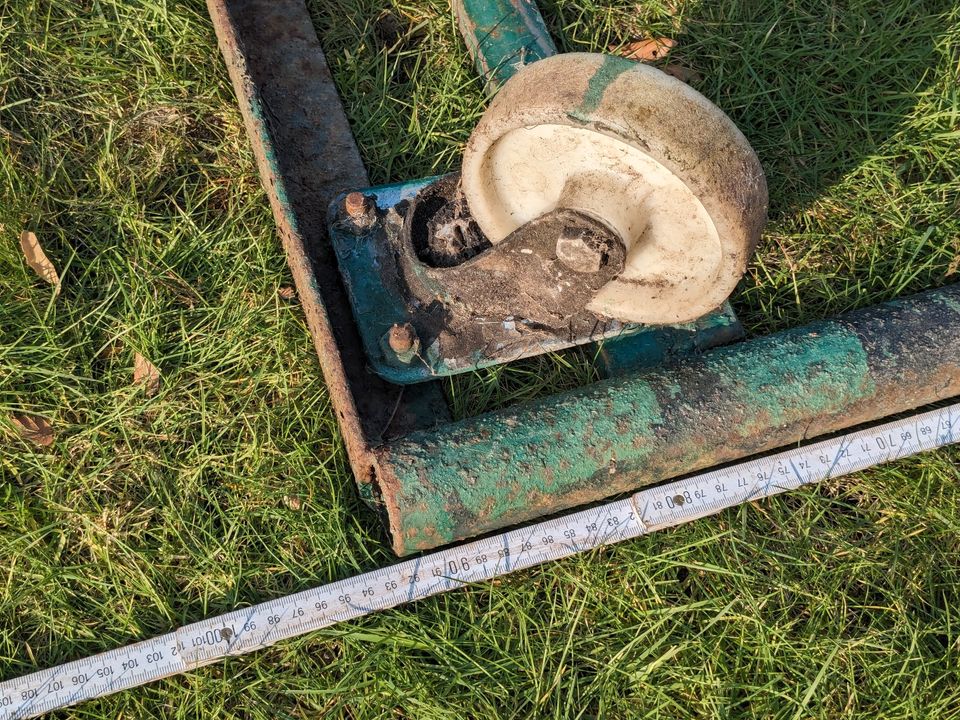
left=373, top=284, right=960, bottom=555
left=453, top=0, right=557, bottom=95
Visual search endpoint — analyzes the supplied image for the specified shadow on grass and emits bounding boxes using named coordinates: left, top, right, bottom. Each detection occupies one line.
left=539, top=0, right=953, bottom=216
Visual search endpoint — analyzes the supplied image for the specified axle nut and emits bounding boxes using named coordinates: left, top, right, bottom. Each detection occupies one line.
left=556, top=227, right=605, bottom=274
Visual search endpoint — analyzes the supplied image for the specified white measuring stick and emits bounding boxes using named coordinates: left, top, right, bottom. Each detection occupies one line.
left=2, top=403, right=957, bottom=719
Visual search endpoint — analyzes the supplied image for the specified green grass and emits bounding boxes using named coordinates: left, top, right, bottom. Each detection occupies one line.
left=1, top=0, right=959, bottom=717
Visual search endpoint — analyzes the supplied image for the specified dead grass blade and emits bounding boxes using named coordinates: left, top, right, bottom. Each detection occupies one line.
left=19, top=230, right=61, bottom=293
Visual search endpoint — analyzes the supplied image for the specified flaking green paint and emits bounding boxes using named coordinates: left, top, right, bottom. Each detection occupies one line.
left=941, top=293, right=960, bottom=314
left=389, top=324, right=872, bottom=551
left=568, top=56, right=634, bottom=124
left=716, top=325, right=875, bottom=426
left=379, top=280, right=960, bottom=555
left=454, top=0, right=558, bottom=94
left=393, top=379, right=663, bottom=544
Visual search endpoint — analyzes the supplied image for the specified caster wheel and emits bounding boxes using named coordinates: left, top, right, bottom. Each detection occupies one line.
left=461, top=53, right=767, bottom=325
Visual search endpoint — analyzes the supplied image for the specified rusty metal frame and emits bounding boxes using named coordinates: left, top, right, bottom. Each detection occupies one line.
left=208, top=0, right=960, bottom=557
left=207, top=0, right=450, bottom=492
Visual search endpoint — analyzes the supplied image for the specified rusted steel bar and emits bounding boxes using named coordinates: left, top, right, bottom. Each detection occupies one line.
left=207, top=0, right=451, bottom=492
left=373, top=284, right=960, bottom=555
left=453, top=0, right=557, bottom=95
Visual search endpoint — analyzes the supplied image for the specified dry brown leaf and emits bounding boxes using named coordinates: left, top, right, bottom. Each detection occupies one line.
left=133, top=353, right=160, bottom=396
left=98, top=341, right=122, bottom=360
left=20, top=230, right=61, bottom=292
left=11, top=412, right=55, bottom=447
left=663, top=63, right=701, bottom=84
left=278, top=286, right=297, bottom=300
left=610, top=37, right=676, bottom=62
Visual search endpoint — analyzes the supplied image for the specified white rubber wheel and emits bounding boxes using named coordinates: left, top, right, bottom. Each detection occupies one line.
left=461, top=53, right=767, bottom=325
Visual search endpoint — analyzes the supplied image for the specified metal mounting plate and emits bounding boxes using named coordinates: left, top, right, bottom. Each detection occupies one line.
left=328, top=175, right=744, bottom=384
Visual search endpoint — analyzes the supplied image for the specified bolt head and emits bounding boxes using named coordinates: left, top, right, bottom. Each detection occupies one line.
left=556, top=227, right=606, bottom=274
left=387, top=322, right=417, bottom=354
left=344, top=191, right=369, bottom=219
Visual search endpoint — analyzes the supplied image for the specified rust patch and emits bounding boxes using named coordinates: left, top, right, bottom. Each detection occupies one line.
left=207, top=0, right=451, bottom=489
